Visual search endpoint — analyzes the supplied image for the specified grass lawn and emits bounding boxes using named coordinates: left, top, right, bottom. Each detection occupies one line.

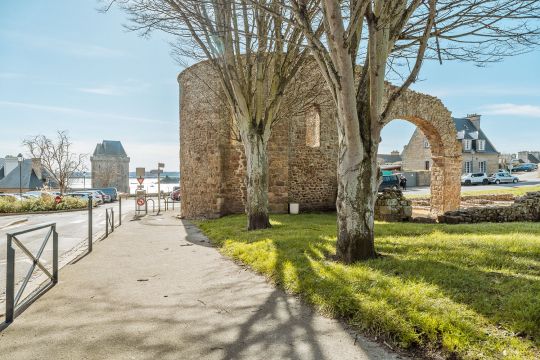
left=197, top=214, right=540, bottom=359
left=406, top=185, right=540, bottom=200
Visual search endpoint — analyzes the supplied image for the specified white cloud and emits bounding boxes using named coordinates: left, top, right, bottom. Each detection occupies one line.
left=0, top=100, right=171, bottom=125
left=480, top=103, right=540, bottom=117
left=78, top=86, right=125, bottom=96
left=77, top=80, right=150, bottom=96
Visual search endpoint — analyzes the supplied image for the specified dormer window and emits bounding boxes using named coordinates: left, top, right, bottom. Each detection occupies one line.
left=477, top=139, right=486, bottom=151
left=463, top=139, right=472, bottom=151
left=457, top=130, right=465, bottom=140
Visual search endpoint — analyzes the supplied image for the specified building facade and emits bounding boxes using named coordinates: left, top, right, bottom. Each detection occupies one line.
left=0, top=156, right=45, bottom=193
left=402, top=114, right=499, bottom=175
left=518, top=151, right=540, bottom=164
left=179, top=61, right=463, bottom=219
left=90, top=140, right=130, bottom=193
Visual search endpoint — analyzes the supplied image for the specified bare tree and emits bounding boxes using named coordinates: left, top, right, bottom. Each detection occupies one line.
left=269, top=0, right=540, bottom=262
left=22, top=131, right=87, bottom=194
left=106, top=0, right=315, bottom=230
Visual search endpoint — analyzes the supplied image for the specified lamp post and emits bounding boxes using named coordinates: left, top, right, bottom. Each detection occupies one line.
left=157, top=162, right=165, bottom=214
left=83, top=171, right=87, bottom=190
left=17, top=153, right=23, bottom=199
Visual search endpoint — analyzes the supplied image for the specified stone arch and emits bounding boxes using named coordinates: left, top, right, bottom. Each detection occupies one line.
left=384, top=89, right=462, bottom=214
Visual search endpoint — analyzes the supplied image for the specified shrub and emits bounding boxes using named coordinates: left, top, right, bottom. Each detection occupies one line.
left=0, top=195, right=86, bottom=213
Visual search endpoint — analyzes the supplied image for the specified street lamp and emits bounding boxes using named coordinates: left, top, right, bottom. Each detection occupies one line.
left=157, top=162, right=165, bottom=214
left=83, top=171, right=87, bottom=190
left=17, top=153, right=23, bottom=199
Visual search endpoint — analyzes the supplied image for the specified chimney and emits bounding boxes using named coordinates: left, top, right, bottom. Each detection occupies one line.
left=32, top=158, right=42, bottom=180
left=467, top=113, right=481, bottom=130
left=3, top=155, right=18, bottom=175
left=391, top=150, right=400, bottom=156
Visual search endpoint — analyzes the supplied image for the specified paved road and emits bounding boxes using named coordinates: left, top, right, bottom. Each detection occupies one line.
left=0, top=200, right=136, bottom=298
left=404, top=171, right=540, bottom=196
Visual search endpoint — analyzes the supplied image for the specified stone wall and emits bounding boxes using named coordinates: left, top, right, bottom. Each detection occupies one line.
left=375, top=189, right=412, bottom=222
left=179, top=60, right=462, bottom=219
left=438, top=192, right=540, bottom=224
left=91, top=156, right=130, bottom=193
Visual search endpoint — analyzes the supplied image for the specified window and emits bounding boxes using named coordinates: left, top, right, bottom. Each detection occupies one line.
left=305, top=105, right=321, bottom=148
left=423, top=139, right=430, bottom=149
left=479, top=161, right=487, bottom=173
left=477, top=139, right=486, bottom=151
left=464, top=161, right=472, bottom=173
left=463, top=139, right=472, bottom=151
left=425, top=161, right=430, bottom=170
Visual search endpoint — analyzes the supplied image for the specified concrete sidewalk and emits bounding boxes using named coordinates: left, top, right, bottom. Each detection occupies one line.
left=0, top=212, right=401, bottom=360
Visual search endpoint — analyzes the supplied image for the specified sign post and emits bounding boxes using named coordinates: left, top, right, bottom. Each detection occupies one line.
left=157, top=162, right=165, bottom=214
left=135, top=167, right=146, bottom=215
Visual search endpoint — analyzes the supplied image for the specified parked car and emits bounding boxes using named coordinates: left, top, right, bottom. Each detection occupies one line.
left=96, top=190, right=112, bottom=203
left=24, top=191, right=61, bottom=198
left=512, top=163, right=538, bottom=172
left=72, top=191, right=104, bottom=204
left=378, top=174, right=400, bottom=191
left=488, top=172, right=519, bottom=184
left=91, top=187, right=118, bottom=201
left=170, top=189, right=181, bottom=201
left=461, top=172, right=489, bottom=186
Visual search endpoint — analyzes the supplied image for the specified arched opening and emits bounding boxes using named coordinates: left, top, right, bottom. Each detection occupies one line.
left=380, top=115, right=461, bottom=216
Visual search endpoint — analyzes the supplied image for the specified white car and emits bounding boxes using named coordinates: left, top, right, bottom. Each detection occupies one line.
left=461, top=172, right=489, bottom=186
left=488, top=172, right=519, bottom=184
left=72, top=191, right=104, bottom=204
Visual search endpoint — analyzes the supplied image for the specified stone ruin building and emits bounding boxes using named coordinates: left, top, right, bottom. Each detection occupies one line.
left=179, top=61, right=462, bottom=219
left=91, top=140, right=130, bottom=193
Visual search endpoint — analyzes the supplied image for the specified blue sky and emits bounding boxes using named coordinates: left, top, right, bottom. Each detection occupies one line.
left=1, top=0, right=539, bottom=171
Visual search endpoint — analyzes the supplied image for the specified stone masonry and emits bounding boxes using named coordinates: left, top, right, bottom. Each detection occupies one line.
left=179, top=61, right=462, bottom=219
left=375, top=189, right=413, bottom=222
left=438, top=192, right=540, bottom=224
left=91, top=140, right=130, bottom=193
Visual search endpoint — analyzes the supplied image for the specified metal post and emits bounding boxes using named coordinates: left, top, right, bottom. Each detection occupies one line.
left=5, top=234, right=15, bottom=323
left=119, top=196, right=122, bottom=226
left=106, top=210, right=109, bottom=238
left=88, top=196, right=93, bottom=252
left=111, top=209, right=115, bottom=233
left=157, top=167, right=161, bottom=214
left=52, top=225, right=58, bottom=284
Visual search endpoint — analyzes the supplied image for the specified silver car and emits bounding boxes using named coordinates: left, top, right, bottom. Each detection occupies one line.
left=489, top=172, right=519, bottom=184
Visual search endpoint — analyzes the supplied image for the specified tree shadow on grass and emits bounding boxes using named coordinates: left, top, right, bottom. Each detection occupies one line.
left=211, top=214, right=540, bottom=358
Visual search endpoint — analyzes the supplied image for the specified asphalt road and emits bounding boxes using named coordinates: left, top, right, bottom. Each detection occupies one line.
left=404, top=171, right=540, bottom=196
left=0, top=200, right=136, bottom=298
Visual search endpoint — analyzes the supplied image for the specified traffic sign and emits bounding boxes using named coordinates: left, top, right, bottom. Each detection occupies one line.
left=137, top=177, right=144, bottom=185
left=137, top=198, right=145, bottom=206
left=136, top=167, right=145, bottom=178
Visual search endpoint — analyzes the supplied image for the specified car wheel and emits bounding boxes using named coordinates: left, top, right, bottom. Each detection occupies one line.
left=495, top=179, right=501, bottom=184
left=482, top=179, right=489, bottom=185
left=465, top=180, right=471, bottom=186
left=513, top=178, right=518, bottom=183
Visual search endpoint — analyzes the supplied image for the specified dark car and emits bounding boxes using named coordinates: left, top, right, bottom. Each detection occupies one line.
left=92, top=187, right=119, bottom=201
left=512, top=163, right=537, bottom=172
left=378, top=174, right=400, bottom=191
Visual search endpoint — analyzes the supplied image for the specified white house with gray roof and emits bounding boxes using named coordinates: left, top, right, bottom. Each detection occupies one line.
left=90, top=140, right=130, bottom=193
left=402, top=114, right=500, bottom=175
left=0, top=156, right=46, bottom=193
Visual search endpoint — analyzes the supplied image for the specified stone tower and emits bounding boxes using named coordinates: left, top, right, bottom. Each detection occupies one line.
left=90, top=140, right=130, bottom=193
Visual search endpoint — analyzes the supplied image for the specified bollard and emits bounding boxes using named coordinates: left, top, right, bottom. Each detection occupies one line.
left=88, top=196, right=93, bottom=253
left=119, top=196, right=122, bottom=226
left=106, top=209, right=109, bottom=238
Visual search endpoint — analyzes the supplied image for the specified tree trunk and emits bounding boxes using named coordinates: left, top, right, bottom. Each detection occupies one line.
left=242, top=129, right=271, bottom=230
left=334, top=104, right=379, bottom=263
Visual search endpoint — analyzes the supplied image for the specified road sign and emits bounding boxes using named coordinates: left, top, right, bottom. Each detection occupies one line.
left=137, top=177, right=144, bottom=185
left=137, top=198, right=145, bottom=206
left=136, top=167, right=145, bottom=178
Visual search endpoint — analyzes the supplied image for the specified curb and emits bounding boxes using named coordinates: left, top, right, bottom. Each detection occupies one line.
left=0, top=207, right=88, bottom=217
left=0, top=218, right=29, bottom=230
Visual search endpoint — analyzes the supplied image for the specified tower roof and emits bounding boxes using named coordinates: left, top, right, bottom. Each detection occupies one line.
left=93, top=140, right=127, bottom=157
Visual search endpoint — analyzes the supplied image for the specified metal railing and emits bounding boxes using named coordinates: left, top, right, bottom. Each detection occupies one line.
left=5, top=223, right=58, bottom=323
left=164, top=197, right=180, bottom=211
left=105, top=208, right=115, bottom=238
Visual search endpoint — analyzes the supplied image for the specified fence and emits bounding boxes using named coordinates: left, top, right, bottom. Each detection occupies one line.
left=4, top=223, right=58, bottom=324
left=3, top=195, right=124, bottom=325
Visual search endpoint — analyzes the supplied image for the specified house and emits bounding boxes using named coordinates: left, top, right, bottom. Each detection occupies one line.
left=402, top=114, right=499, bottom=175
left=0, top=155, right=46, bottom=193
left=91, top=140, right=130, bottom=193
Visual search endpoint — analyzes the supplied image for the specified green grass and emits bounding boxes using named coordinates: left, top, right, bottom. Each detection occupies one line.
left=197, top=214, right=540, bottom=359
left=406, top=185, right=540, bottom=200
